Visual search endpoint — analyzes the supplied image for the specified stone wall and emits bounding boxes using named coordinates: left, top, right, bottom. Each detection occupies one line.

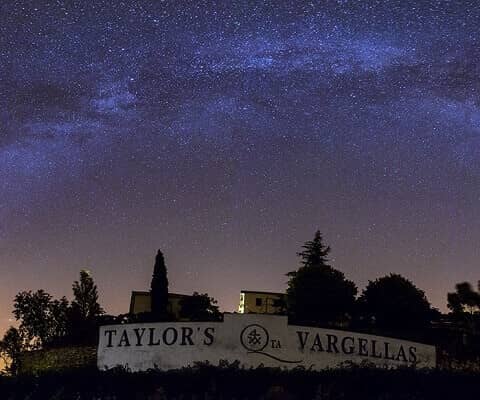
left=20, top=346, right=96, bottom=374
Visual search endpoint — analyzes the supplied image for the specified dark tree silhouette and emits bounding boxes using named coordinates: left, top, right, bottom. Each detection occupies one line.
left=0, top=327, right=24, bottom=375
left=68, top=270, right=105, bottom=346
left=179, top=292, right=222, bottom=321
left=13, top=290, right=69, bottom=348
left=297, top=230, right=331, bottom=267
left=358, top=273, right=434, bottom=336
left=286, top=231, right=357, bottom=326
left=447, top=281, right=480, bottom=315
left=447, top=281, right=480, bottom=338
left=150, top=249, right=169, bottom=320
left=71, top=270, right=104, bottom=321
left=11, top=271, right=106, bottom=349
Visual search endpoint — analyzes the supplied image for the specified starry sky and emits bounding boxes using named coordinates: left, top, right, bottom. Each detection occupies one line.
left=1, top=0, right=480, bottom=334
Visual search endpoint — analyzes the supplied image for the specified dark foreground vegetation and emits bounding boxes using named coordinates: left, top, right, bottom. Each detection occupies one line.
left=1, top=364, right=480, bottom=400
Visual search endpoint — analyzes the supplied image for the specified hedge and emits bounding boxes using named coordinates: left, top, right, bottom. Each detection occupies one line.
left=1, top=363, right=480, bottom=399
left=19, top=346, right=97, bottom=374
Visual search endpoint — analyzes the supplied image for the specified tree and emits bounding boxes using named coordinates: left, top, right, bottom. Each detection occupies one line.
left=49, top=296, right=70, bottom=344
left=13, top=290, right=69, bottom=348
left=150, top=249, right=169, bottom=320
left=0, top=327, right=24, bottom=375
left=67, top=270, right=105, bottom=345
left=179, top=292, right=222, bottom=321
left=358, top=274, right=434, bottom=335
left=286, top=231, right=357, bottom=326
left=447, top=282, right=480, bottom=315
left=447, top=281, right=480, bottom=338
left=10, top=271, right=105, bottom=349
left=297, top=230, right=331, bottom=267
left=71, top=270, right=104, bottom=321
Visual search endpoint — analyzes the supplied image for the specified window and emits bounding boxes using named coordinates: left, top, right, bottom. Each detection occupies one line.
left=256, top=298, right=263, bottom=306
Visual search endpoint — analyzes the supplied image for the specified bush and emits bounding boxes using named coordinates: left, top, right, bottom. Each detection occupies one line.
left=1, top=363, right=480, bottom=399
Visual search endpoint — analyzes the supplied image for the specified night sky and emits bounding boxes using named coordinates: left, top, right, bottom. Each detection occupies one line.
left=1, top=1, right=480, bottom=334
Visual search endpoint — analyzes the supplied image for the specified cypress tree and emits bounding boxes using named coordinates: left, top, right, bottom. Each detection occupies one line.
left=150, top=249, right=169, bottom=320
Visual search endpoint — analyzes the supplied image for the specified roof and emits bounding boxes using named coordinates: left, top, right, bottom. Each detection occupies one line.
left=131, top=290, right=150, bottom=296
left=130, top=291, right=191, bottom=298
left=168, top=293, right=191, bottom=298
left=240, top=290, right=285, bottom=296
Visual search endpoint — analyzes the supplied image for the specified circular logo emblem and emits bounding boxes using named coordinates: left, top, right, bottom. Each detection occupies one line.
left=240, top=324, right=269, bottom=352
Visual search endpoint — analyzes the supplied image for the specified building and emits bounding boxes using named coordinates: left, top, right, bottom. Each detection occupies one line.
left=129, top=291, right=190, bottom=319
left=238, top=290, right=286, bottom=315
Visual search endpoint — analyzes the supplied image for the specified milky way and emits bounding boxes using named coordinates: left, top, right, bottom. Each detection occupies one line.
left=1, top=1, right=480, bottom=333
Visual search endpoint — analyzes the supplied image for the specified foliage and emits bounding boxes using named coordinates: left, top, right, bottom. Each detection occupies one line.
left=12, top=271, right=106, bottom=349
left=447, top=281, right=480, bottom=315
left=179, top=292, right=222, bottom=321
left=71, top=270, right=104, bottom=321
left=150, top=249, right=169, bottom=321
left=358, top=273, right=435, bottom=336
left=19, top=346, right=96, bottom=375
left=297, top=229, right=331, bottom=267
left=0, top=327, right=25, bottom=375
left=286, top=231, right=357, bottom=326
left=67, top=270, right=105, bottom=345
left=120, top=311, right=159, bottom=323
left=1, top=364, right=480, bottom=399
left=446, top=281, right=480, bottom=341
left=13, top=290, right=70, bottom=348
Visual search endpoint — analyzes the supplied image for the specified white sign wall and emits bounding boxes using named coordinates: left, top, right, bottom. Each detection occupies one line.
left=97, top=314, right=436, bottom=371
